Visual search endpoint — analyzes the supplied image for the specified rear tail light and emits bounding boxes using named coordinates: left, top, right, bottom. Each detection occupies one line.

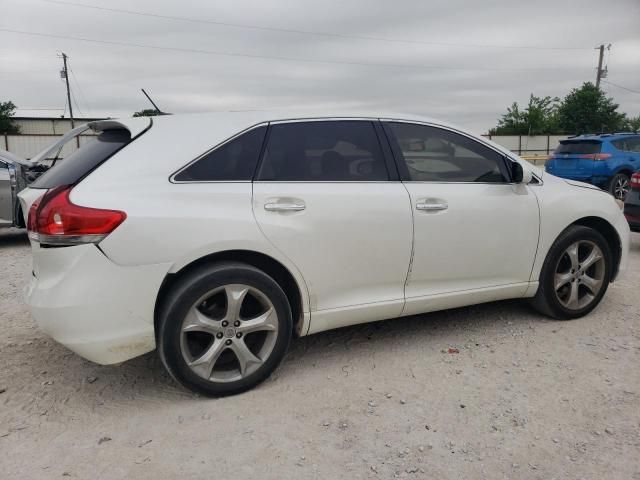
left=577, top=153, right=611, bottom=160
left=631, top=172, right=640, bottom=191
left=27, top=185, right=126, bottom=246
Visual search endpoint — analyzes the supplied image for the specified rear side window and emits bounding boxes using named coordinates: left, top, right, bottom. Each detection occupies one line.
left=31, top=129, right=131, bottom=189
left=612, top=137, right=640, bottom=152
left=555, top=140, right=601, bottom=154
left=257, top=121, right=388, bottom=181
left=174, top=126, right=267, bottom=182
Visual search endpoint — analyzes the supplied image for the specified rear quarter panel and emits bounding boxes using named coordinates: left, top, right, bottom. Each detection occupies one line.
left=70, top=115, right=311, bottom=314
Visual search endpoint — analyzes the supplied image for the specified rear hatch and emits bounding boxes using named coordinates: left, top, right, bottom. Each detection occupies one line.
left=550, top=140, right=603, bottom=179
left=18, top=117, right=151, bottom=244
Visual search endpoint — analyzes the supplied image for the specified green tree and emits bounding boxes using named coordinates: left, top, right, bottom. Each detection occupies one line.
left=489, top=95, right=559, bottom=135
left=0, top=101, right=20, bottom=134
left=133, top=109, right=161, bottom=117
left=556, top=82, right=626, bottom=134
left=623, top=114, right=640, bottom=132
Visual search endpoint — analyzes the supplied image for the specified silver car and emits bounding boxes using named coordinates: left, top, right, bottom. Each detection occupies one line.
left=0, top=125, right=90, bottom=228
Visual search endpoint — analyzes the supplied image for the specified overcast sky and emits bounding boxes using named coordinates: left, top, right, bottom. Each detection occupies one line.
left=1, top=0, right=639, bottom=133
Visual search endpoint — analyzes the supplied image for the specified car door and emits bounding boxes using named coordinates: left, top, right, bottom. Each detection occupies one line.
left=0, top=160, right=14, bottom=226
left=382, top=121, right=540, bottom=315
left=252, top=119, right=413, bottom=333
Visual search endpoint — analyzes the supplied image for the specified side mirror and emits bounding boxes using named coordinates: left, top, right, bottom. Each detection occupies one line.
left=510, top=161, right=532, bottom=184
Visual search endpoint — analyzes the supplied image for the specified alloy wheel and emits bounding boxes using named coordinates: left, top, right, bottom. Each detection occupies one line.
left=613, top=177, right=629, bottom=200
left=180, top=284, right=279, bottom=383
left=553, top=240, right=605, bottom=310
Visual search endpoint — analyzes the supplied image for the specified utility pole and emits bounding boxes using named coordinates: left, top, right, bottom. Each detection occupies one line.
left=59, top=52, right=75, bottom=128
left=595, top=44, right=610, bottom=89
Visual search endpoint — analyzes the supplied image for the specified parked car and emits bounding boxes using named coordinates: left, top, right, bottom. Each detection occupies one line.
left=18, top=112, right=630, bottom=396
left=0, top=125, right=91, bottom=228
left=544, top=133, right=640, bottom=200
left=623, top=170, right=640, bottom=231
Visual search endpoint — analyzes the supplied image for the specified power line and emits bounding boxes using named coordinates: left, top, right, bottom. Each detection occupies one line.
left=69, top=66, right=92, bottom=116
left=0, top=28, right=592, bottom=73
left=37, top=0, right=591, bottom=52
left=602, top=80, right=640, bottom=95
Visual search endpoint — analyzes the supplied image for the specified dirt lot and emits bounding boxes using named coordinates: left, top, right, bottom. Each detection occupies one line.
left=0, top=229, right=638, bottom=479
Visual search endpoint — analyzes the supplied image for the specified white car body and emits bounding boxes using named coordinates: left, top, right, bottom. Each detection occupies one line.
left=19, top=112, right=630, bottom=366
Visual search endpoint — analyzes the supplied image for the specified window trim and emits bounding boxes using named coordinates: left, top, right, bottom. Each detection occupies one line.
left=169, top=122, right=269, bottom=184
left=253, top=118, right=393, bottom=183
left=381, top=119, right=517, bottom=185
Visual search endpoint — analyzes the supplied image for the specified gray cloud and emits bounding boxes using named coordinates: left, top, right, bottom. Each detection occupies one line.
left=1, top=0, right=638, bottom=133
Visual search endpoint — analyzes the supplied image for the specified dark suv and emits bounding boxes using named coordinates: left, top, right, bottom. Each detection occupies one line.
left=545, top=133, right=640, bottom=200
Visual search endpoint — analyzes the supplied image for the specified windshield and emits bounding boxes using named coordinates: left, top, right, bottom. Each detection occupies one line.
left=555, top=140, right=601, bottom=155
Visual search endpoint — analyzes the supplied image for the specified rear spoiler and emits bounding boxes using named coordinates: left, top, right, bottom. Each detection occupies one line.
left=27, top=117, right=152, bottom=167
left=87, top=117, right=151, bottom=138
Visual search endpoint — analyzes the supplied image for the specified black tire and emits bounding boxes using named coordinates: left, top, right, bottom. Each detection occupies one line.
left=158, top=262, right=292, bottom=396
left=530, top=225, right=612, bottom=320
left=607, top=173, right=630, bottom=200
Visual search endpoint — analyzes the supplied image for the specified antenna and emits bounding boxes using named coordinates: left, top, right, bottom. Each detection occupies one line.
left=141, top=88, right=170, bottom=115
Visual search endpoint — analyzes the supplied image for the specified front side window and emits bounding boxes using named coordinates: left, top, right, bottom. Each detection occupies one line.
left=385, top=123, right=508, bottom=183
left=257, top=121, right=388, bottom=181
left=175, top=126, right=267, bottom=181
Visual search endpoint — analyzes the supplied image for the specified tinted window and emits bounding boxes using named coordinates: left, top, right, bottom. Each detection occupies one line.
left=175, top=126, right=267, bottom=181
left=612, top=137, right=640, bottom=152
left=386, top=123, right=508, bottom=183
left=555, top=140, right=601, bottom=155
left=257, top=121, right=388, bottom=181
left=32, top=129, right=131, bottom=189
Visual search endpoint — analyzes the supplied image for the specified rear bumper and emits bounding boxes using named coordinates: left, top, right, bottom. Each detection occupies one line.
left=25, top=244, right=171, bottom=364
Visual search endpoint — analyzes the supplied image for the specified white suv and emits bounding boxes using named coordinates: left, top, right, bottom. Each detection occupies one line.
left=19, top=112, right=630, bottom=396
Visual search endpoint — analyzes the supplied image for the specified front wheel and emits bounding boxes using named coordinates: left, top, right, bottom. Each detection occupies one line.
left=158, top=262, right=292, bottom=396
left=530, top=225, right=612, bottom=320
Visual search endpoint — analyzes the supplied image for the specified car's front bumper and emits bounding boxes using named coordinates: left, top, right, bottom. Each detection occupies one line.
left=624, top=190, right=640, bottom=232
left=25, top=243, right=171, bottom=364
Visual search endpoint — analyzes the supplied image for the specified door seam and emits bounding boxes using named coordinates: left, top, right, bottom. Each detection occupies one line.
left=399, top=181, right=415, bottom=316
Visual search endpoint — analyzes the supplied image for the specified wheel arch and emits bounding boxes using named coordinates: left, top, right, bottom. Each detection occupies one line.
left=571, top=216, right=622, bottom=281
left=612, top=166, right=634, bottom=178
left=154, top=249, right=308, bottom=338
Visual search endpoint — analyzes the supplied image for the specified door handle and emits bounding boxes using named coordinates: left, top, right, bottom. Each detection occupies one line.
left=416, top=202, right=448, bottom=211
left=264, top=202, right=306, bottom=212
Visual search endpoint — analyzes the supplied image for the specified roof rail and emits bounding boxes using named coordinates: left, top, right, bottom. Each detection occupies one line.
left=613, top=132, right=639, bottom=135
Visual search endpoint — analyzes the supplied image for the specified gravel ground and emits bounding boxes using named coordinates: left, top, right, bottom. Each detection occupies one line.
left=1, top=228, right=638, bottom=479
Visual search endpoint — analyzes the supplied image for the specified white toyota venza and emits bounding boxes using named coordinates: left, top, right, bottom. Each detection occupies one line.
left=18, top=112, right=630, bottom=396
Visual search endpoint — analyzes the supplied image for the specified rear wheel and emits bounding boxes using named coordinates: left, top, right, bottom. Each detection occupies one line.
left=158, top=262, right=292, bottom=396
left=608, top=173, right=630, bottom=200
left=530, top=225, right=612, bottom=319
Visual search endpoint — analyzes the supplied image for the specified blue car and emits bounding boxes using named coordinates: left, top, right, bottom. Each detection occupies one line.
left=545, top=133, right=640, bottom=200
